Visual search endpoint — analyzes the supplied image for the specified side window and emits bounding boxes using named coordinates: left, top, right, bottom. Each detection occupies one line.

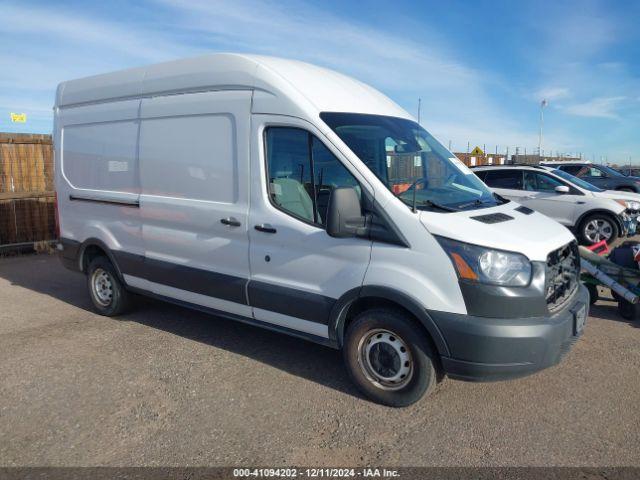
left=265, top=128, right=315, bottom=223
left=265, top=127, right=360, bottom=226
left=312, top=138, right=360, bottom=225
left=524, top=172, right=564, bottom=192
left=588, top=167, right=605, bottom=177
left=484, top=170, right=523, bottom=190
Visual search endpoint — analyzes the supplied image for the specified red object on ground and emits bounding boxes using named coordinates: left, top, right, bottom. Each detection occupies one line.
left=587, top=240, right=609, bottom=255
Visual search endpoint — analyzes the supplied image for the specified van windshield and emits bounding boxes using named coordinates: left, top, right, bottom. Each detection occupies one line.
left=320, top=112, right=499, bottom=211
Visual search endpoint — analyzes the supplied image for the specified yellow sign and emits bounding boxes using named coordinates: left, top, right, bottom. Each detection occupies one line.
left=470, top=146, right=484, bottom=156
left=10, top=113, right=27, bottom=123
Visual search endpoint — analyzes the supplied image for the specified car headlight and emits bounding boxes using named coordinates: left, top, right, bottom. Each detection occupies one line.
left=615, top=199, right=640, bottom=210
left=436, top=236, right=532, bottom=287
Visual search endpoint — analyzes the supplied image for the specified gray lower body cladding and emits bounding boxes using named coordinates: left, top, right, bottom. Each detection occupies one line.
left=59, top=237, right=588, bottom=383
left=429, top=284, right=589, bottom=381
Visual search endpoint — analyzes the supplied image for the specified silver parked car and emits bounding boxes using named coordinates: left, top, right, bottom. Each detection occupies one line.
left=474, top=164, right=640, bottom=245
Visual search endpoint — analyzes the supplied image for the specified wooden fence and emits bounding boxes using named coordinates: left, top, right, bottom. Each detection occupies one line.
left=0, top=133, right=56, bottom=250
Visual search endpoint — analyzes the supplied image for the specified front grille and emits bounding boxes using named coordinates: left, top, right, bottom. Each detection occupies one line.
left=545, top=241, right=580, bottom=312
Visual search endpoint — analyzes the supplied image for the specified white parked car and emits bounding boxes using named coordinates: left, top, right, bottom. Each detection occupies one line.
left=54, top=53, right=588, bottom=406
left=474, top=164, right=640, bottom=245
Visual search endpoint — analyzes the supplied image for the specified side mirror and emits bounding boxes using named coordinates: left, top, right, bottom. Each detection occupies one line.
left=326, top=187, right=368, bottom=238
left=555, top=185, right=570, bottom=194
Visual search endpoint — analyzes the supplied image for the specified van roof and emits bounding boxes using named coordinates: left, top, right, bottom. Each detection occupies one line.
left=55, top=53, right=412, bottom=121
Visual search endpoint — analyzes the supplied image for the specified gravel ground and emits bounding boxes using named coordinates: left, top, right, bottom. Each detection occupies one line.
left=0, top=254, right=638, bottom=467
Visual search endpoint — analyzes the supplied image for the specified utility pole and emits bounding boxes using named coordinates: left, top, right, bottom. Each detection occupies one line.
left=417, top=98, right=421, bottom=123
left=539, top=99, right=547, bottom=156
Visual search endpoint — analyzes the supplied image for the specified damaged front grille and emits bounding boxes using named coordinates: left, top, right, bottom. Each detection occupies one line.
left=545, top=241, right=580, bottom=312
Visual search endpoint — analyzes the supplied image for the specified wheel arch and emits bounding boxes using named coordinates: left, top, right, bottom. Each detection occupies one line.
left=78, top=238, right=125, bottom=281
left=328, top=285, right=450, bottom=357
left=575, top=208, right=623, bottom=235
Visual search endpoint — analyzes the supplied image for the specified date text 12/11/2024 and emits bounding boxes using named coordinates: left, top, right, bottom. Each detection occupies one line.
left=233, top=468, right=400, bottom=478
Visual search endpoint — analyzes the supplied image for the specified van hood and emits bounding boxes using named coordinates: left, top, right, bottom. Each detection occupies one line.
left=420, top=201, right=575, bottom=262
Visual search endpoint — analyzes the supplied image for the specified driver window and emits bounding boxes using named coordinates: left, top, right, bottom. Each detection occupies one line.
left=312, top=137, right=360, bottom=225
left=265, top=128, right=315, bottom=223
left=265, top=127, right=360, bottom=227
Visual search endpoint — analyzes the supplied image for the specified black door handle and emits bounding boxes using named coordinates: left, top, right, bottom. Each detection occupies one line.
left=254, top=224, right=277, bottom=234
left=220, top=217, right=241, bottom=227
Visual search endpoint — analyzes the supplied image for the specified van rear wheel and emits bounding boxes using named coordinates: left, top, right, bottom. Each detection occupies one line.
left=87, top=256, right=131, bottom=316
left=343, top=308, right=437, bottom=407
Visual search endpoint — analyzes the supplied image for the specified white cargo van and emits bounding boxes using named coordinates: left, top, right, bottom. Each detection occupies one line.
left=55, top=54, right=588, bottom=406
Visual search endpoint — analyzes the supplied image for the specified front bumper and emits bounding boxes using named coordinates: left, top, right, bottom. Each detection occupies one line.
left=429, top=284, right=589, bottom=382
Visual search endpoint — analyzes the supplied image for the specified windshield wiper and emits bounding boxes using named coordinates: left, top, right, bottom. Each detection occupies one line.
left=394, top=178, right=458, bottom=212
left=414, top=199, right=458, bottom=212
left=457, top=199, right=485, bottom=210
left=493, top=192, right=509, bottom=204
left=457, top=198, right=499, bottom=210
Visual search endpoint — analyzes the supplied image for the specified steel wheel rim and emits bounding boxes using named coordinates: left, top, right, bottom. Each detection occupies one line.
left=91, top=268, right=113, bottom=307
left=357, top=329, right=413, bottom=391
left=584, top=219, right=613, bottom=243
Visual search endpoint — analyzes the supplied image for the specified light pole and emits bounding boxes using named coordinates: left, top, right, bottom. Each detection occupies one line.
left=538, top=99, right=547, bottom=157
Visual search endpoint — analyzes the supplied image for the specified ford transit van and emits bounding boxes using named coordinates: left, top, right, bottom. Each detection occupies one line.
left=55, top=54, right=588, bottom=406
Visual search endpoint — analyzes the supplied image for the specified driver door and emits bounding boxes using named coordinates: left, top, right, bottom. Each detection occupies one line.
left=248, top=115, right=373, bottom=339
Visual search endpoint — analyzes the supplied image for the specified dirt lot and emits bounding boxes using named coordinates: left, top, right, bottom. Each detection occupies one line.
left=0, top=254, right=638, bottom=467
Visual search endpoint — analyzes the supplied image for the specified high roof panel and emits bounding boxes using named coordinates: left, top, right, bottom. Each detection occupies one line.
left=55, top=53, right=411, bottom=120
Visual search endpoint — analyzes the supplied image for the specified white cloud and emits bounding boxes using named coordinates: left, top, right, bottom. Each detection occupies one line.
left=0, top=4, right=186, bottom=63
left=150, top=0, right=540, bottom=149
left=2, top=0, right=634, bottom=158
left=1, top=0, right=540, bottom=149
left=533, top=87, right=570, bottom=102
left=563, top=96, right=626, bottom=119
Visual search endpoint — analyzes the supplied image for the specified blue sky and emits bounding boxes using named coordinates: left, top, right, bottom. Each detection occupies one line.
left=1, top=0, right=639, bottom=163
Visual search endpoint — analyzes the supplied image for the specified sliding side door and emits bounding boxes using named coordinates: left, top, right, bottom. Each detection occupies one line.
left=131, top=90, right=252, bottom=317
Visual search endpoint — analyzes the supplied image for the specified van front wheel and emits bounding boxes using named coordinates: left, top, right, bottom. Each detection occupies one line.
left=87, top=256, right=131, bottom=316
left=343, top=309, right=437, bottom=407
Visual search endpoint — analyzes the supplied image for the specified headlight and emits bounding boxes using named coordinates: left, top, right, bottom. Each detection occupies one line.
left=436, top=236, right=532, bottom=287
left=615, top=199, right=640, bottom=210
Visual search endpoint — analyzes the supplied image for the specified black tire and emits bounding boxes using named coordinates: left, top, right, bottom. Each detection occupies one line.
left=578, top=213, right=619, bottom=246
left=617, top=298, right=640, bottom=321
left=86, top=256, right=131, bottom=316
left=617, top=187, right=635, bottom=193
left=343, top=308, right=438, bottom=407
left=585, top=283, right=598, bottom=305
